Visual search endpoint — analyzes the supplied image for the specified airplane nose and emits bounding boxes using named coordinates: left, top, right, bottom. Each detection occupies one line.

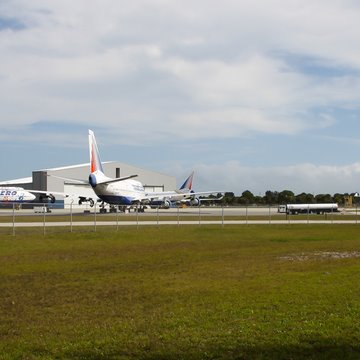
left=29, top=193, right=36, bottom=201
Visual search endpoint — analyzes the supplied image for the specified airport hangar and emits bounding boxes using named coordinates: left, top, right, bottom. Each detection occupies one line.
left=0, top=162, right=176, bottom=208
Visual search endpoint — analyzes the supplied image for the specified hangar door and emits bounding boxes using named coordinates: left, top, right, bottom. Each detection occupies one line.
left=144, top=185, right=164, bottom=193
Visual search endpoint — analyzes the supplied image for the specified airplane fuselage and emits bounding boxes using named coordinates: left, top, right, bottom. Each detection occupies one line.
left=91, top=179, right=145, bottom=205
left=0, top=187, right=36, bottom=203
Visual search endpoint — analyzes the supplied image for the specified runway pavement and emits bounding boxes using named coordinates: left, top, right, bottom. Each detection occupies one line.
left=0, top=206, right=359, bottom=229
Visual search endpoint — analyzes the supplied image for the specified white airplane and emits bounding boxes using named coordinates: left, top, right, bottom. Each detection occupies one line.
left=82, top=130, right=221, bottom=207
left=86, top=130, right=146, bottom=205
left=147, top=171, right=222, bottom=208
left=0, top=186, right=68, bottom=204
left=0, top=186, right=63, bottom=204
left=0, top=187, right=36, bottom=203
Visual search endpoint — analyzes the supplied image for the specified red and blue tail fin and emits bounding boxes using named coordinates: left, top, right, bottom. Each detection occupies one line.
left=89, top=129, right=104, bottom=174
left=179, top=171, right=194, bottom=191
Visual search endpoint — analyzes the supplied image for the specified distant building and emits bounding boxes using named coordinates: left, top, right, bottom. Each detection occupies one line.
left=0, top=161, right=176, bottom=208
left=344, top=195, right=353, bottom=207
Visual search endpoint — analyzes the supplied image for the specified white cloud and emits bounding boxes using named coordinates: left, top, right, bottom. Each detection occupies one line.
left=1, top=1, right=360, bottom=155
left=171, top=108, right=304, bottom=138
left=187, top=161, right=360, bottom=195
left=2, top=0, right=360, bottom=195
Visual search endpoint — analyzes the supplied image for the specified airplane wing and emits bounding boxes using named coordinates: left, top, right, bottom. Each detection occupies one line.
left=181, top=191, right=223, bottom=197
left=193, top=195, right=224, bottom=201
left=47, top=174, right=89, bottom=184
left=144, top=191, right=176, bottom=199
left=29, top=189, right=70, bottom=197
left=96, top=174, right=138, bottom=185
left=48, top=174, right=138, bottom=185
left=143, top=190, right=223, bottom=201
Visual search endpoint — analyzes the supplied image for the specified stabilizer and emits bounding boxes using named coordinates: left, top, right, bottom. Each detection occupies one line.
left=179, top=171, right=194, bottom=191
left=89, top=129, right=104, bottom=174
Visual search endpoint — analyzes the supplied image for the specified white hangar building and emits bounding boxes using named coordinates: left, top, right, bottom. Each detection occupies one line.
left=1, top=162, right=176, bottom=208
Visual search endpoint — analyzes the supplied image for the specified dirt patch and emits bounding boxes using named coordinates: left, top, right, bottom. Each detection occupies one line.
left=279, top=251, right=360, bottom=261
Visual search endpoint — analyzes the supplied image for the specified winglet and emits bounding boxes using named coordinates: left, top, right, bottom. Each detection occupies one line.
left=89, top=129, right=104, bottom=174
left=179, top=171, right=194, bottom=191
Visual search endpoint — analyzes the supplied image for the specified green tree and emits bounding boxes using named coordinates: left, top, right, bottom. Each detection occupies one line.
left=315, top=194, right=333, bottom=203
left=295, top=192, right=315, bottom=204
left=264, top=190, right=279, bottom=205
left=223, top=192, right=236, bottom=205
left=239, top=190, right=255, bottom=205
left=278, top=190, right=295, bottom=204
left=333, top=193, right=345, bottom=206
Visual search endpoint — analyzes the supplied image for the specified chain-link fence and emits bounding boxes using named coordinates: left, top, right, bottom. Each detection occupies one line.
left=0, top=203, right=359, bottom=235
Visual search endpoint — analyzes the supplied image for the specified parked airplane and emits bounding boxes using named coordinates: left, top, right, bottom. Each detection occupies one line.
left=148, top=171, right=222, bottom=208
left=148, top=172, right=195, bottom=208
left=0, top=186, right=65, bottom=204
left=87, top=130, right=147, bottom=205
left=0, top=187, right=36, bottom=203
left=84, top=130, right=221, bottom=207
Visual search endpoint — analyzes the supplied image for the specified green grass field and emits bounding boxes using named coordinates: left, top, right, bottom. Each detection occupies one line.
left=1, top=225, right=360, bottom=359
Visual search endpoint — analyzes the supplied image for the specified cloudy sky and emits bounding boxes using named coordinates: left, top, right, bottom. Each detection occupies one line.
left=1, top=0, right=360, bottom=195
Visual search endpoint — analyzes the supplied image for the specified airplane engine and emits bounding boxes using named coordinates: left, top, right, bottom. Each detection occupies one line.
left=190, top=197, right=200, bottom=206
left=78, top=197, right=95, bottom=207
left=163, top=199, right=171, bottom=209
left=89, top=174, right=97, bottom=187
left=39, top=194, right=56, bottom=203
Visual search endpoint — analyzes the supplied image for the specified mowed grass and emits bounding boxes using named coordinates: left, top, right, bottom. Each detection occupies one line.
left=1, top=225, right=360, bottom=359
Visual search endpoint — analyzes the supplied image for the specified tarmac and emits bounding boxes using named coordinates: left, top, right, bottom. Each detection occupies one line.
left=1, top=206, right=359, bottom=228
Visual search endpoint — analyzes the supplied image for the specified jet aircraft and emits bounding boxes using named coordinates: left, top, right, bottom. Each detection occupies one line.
left=147, top=171, right=222, bottom=208
left=0, top=187, right=36, bottom=203
left=84, top=130, right=221, bottom=208
left=0, top=186, right=63, bottom=204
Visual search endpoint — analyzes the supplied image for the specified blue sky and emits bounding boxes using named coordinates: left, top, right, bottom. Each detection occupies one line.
left=1, top=0, right=360, bottom=195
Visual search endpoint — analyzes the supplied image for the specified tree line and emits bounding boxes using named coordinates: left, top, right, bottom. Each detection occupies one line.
left=207, top=190, right=356, bottom=206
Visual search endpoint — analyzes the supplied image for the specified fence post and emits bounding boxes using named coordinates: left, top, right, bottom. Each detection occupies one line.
left=355, top=204, right=356, bottom=224
left=12, top=203, right=15, bottom=236
left=157, top=206, right=159, bottom=228
left=177, top=206, right=180, bottom=227
left=307, top=204, right=309, bottom=224
left=116, top=207, right=119, bottom=231
left=94, top=202, right=97, bottom=232
left=43, top=205, right=46, bottom=236
left=269, top=205, right=271, bottom=225
left=198, top=204, right=201, bottom=226
left=221, top=205, right=224, bottom=228
left=70, top=200, right=73, bottom=233
left=136, top=205, right=139, bottom=230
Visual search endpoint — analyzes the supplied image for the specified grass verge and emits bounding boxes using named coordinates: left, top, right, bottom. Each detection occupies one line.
left=1, top=225, right=360, bottom=359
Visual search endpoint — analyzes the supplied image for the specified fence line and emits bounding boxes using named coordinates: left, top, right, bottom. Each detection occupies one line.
left=1, top=203, right=359, bottom=236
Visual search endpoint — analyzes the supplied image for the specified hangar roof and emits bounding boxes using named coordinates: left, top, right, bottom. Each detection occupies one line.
left=0, top=177, right=32, bottom=185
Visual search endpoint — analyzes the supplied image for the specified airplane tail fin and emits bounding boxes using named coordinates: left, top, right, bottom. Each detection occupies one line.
left=179, top=171, right=194, bottom=192
left=89, top=129, right=104, bottom=174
